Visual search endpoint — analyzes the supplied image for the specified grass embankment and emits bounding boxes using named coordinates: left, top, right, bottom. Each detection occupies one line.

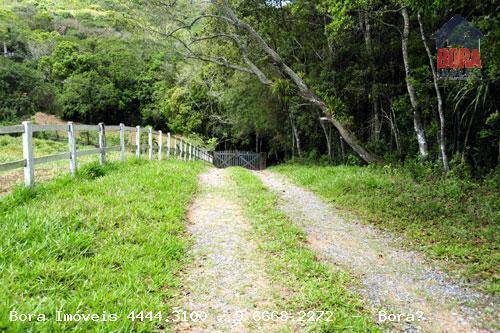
left=0, top=159, right=205, bottom=332
left=272, top=164, right=499, bottom=294
left=230, top=168, right=379, bottom=332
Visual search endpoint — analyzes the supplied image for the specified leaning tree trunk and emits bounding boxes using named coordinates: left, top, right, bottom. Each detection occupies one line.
left=401, top=7, right=429, bottom=159
left=217, top=2, right=382, bottom=164
left=418, top=12, right=450, bottom=171
left=340, top=135, right=346, bottom=162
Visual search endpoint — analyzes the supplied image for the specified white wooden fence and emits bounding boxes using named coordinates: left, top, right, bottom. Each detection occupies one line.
left=0, top=121, right=213, bottom=187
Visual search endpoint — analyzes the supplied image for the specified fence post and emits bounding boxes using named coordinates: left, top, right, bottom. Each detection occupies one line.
left=148, top=127, right=153, bottom=161
left=68, top=122, right=77, bottom=176
left=136, top=126, right=141, bottom=158
left=98, top=123, right=106, bottom=165
left=189, top=143, right=192, bottom=161
left=158, top=130, right=163, bottom=160
left=119, top=123, right=125, bottom=162
left=22, top=121, right=34, bottom=187
left=184, top=141, right=188, bottom=161
left=167, top=133, right=171, bottom=158
left=173, top=137, right=177, bottom=158
left=180, top=139, right=183, bottom=159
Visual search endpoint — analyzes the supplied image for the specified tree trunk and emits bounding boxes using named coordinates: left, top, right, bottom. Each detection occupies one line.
left=462, top=113, right=475, bottom=162
left=418, top=12, right=449, bottom=171
left=320, top=119, right=333, bottom=160
left=390, top=105, right=402, bottom=155
left=217, top=1, right=382, bottom=165
left=290, top=114, right=302, bottom=158
left=361, top=11, right=381, bottom=142
left=401, top=7, right=429, bottom=159
left=340, top=136, right=346, bottom=162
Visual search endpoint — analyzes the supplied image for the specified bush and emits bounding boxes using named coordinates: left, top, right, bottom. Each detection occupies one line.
left=78, top=162, right=118, bottom=180
left=0, top=57, right=57, bottom=122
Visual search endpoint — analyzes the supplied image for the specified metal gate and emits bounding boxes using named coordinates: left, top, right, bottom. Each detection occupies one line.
left=212, top=150, right=267, bottom=170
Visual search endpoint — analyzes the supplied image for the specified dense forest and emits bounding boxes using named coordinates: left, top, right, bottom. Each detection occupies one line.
left=0, top=0, right=498, bottom=176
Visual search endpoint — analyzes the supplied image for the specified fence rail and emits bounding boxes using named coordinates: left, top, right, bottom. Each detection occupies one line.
left=0, top=121, right=213, bottom=187
left=0, top=125, right=24, bottom=134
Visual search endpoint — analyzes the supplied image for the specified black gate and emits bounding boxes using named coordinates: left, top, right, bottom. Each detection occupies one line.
left=212, top=150, right=267, bottom=170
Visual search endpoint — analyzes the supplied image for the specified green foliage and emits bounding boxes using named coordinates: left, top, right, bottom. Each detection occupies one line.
left=0, top=57, right=56, bottom=122
left=58, top=70, right=120, bottom=123
left=0, top=0, right=498, bottom=174
left=0, top=1, right=179, bottom=130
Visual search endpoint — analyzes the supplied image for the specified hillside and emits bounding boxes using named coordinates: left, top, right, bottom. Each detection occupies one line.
left=0, top=0, right=497, bottom=176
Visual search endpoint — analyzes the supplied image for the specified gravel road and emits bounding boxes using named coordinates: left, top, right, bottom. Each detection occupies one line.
left=256, top=170, right=498, bottom=333
left=174, top=168, right=294, bottom=333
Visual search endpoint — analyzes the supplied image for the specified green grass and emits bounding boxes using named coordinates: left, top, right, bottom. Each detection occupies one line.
left=0, top=135, right=76, bottom=163
left=229, top=167, right=379, bottom=332
left=272, top=164, right=500, bottom=295
left=0, top=159, right=205, bottom=332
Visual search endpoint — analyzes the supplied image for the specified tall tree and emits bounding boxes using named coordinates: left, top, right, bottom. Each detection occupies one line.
left=132, top=0, right=382, bottom=163
left=401, top=7, right=429, bottom=159
left=360, top=9, right=381, bottom=142
left=417, top=11, right=449, bottom=171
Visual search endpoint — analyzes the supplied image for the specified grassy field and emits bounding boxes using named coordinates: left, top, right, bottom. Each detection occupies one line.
left=272, top=164, right=499, bottom=295
left=0, top=135, right=69, bottom=163
left=0, top=134, right=133, bottom=196
left=230, top=168, right=380, bottom=332
left=0, top=159, right=205, bottom=332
